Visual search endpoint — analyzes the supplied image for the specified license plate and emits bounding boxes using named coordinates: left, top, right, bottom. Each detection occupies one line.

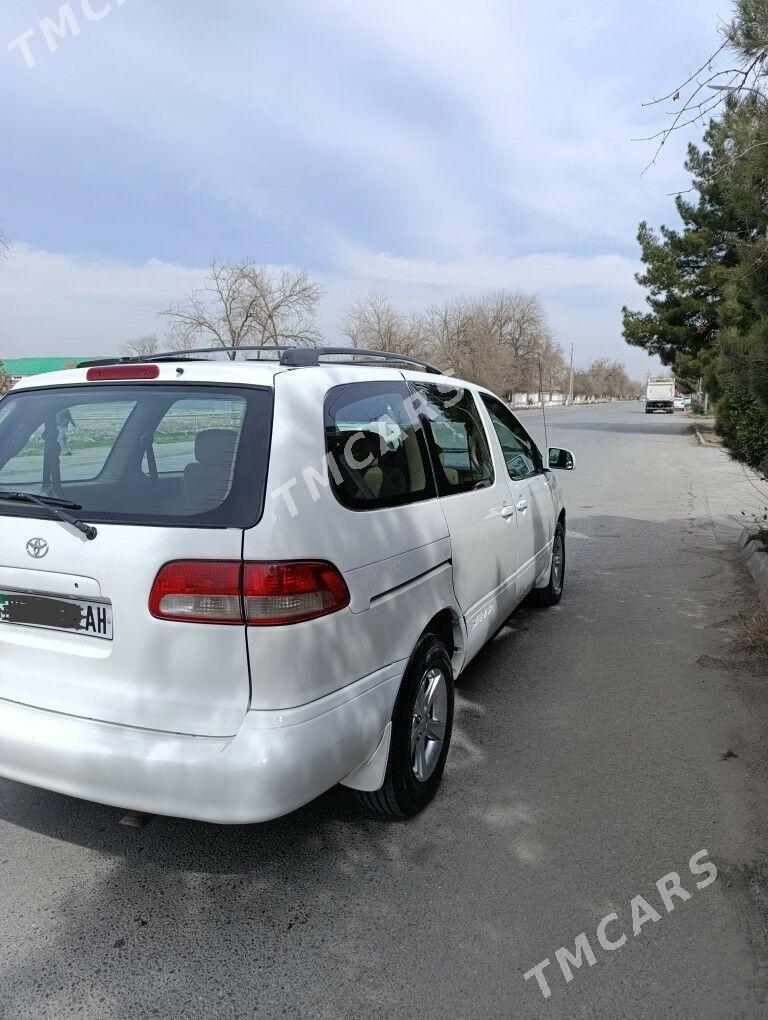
left=0, top=589, right=113, bottom=640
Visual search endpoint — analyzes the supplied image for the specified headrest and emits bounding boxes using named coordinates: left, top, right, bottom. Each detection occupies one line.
left=194, top=428, right=238, bottom=465
left=343, top=430, right=384, bottom=465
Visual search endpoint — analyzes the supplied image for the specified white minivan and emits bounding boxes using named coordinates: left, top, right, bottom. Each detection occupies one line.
left=0, top=348, right=573, bottom=823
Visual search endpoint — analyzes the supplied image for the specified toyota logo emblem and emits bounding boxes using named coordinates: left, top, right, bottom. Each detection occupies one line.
left=26, top=538, right=49, bottom=559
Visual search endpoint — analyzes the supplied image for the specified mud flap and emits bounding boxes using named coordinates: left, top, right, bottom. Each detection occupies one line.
left=340, top=722, right=392, bottom=792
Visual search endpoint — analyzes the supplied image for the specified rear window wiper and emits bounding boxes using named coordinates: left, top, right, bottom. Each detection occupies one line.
left=0, top=491, right=81, bottom=510
left=0, top=492, right=98, bottom=541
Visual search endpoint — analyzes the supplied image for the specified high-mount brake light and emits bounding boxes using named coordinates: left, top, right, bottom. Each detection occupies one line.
left=149, top=560, right=350, bottom=626
left=87, top=364, right=160, bottom=381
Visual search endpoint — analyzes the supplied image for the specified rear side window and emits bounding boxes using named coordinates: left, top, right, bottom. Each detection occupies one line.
left=0, top=384, right=272, bottom=527
left=325, top=381, right=435, bottom=510
left=481, top=394, right=542, bottom=480
left=412, top=384, right=494, bottom=496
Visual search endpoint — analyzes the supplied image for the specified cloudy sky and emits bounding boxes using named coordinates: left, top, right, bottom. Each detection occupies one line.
left=1, top=0, right=727, bottom=376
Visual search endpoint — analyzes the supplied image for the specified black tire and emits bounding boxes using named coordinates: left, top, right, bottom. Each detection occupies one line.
left=356, top=634, right=454, bottom=819
left=533, top=522, right=565, bottom=607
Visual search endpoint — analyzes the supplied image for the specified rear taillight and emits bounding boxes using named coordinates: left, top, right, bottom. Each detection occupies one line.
left=149, top=560, right=349, bottom=626
left=149, top=561, right=243, bottom=624
left=243, top=561, right=350, bottom=626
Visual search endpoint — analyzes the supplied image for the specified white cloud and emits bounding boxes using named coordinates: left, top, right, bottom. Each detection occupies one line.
left=3, top=0, right=712, bottom=378
left=1, top=0, right=725, bottom=257
left=331, top=241, right=639, bottom=294
left=0, top=244, right=207, bottom=355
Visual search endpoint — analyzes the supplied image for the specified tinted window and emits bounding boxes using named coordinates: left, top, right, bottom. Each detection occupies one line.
left=0, top=384, right=272, bottom=527
left=325, top=382, right=435, bottom=509
left=2, top=400, right=138, bottom=485
left=143, top=397, right=248, bottom=481
left=481, top=394, right=542, bottom=480
left=413, top=384, right=494, bottom=496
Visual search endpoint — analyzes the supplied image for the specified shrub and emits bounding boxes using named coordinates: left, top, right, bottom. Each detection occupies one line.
left=716, top=388, right=768, bottom=474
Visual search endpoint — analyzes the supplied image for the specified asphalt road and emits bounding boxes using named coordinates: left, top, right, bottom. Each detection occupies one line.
left=0, top=401, right=766, bottom=1018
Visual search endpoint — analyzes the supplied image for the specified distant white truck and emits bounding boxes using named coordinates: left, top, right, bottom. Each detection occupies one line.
left=645, top=377, right=675, bottom=414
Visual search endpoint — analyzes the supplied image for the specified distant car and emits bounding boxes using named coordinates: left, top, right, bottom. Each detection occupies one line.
left=674, top=396, right=685, bottom=411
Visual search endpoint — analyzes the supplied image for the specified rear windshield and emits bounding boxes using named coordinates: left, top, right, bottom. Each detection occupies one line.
left=0, top=383, right=273, bottom=528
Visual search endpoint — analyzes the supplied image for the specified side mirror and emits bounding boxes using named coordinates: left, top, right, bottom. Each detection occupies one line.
left=548, top=447, right=575, bottom=471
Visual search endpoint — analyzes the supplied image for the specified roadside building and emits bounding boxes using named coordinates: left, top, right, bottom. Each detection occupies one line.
left=0, top=357, right=110, bottom=383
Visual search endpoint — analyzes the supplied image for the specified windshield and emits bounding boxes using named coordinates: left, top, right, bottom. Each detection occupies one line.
left=0, top=383, right=273, bottom=528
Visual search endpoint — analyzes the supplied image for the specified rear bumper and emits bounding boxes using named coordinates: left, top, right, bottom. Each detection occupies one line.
left=0, top=662, right=405, bottom=823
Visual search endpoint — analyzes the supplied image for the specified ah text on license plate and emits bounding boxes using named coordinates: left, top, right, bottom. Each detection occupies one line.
left=0, top=589, right=113, bottom=640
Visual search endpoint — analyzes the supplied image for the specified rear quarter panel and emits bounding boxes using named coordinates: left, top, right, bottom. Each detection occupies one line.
left=242, top=368, right=459, bottom=710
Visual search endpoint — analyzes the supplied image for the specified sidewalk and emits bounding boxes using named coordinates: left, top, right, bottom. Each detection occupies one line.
left=688, top=431, right=766, bottom=542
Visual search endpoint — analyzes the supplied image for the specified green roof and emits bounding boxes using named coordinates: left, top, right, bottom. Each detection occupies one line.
left=1, top=357, right=110, bottom=376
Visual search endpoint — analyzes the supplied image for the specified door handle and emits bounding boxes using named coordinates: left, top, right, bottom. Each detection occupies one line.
left=501, top=504, right=515, bottom=519
left=516, top=498, right=529, bottom=512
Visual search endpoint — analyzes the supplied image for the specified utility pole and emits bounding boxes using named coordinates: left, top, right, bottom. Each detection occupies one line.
left=567, top=343, right=574, bottom=405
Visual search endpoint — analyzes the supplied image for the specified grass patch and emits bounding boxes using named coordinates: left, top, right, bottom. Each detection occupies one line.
left=743, top=610, right=768, bottom=659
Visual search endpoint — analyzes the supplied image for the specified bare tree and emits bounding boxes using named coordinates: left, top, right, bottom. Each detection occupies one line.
left=424, top=297, right=504, bottom=391
left=537, top=335, right=568, bottom=400
left=483, top=291, right=560, bottom=395
left=0, top=364, right=13, bottom=396
left=343, top=291, right=428, bottom=358
left=161, top=259, right=322, bottom=360
left=422, top=290, right=563, bottom=397
left=484, top=291, right=549, bottom=355
left=341, top=287, right=578, bottom=401
left=573, top=358, right=637, bottom=400
left=120, top=334, right=161, bottom=359
left=638, top=5, right=768, bottom=169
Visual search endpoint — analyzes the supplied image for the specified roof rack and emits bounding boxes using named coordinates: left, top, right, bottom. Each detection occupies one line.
left=78, top=347, right=290, bottom=368
left=79, top=346, right=443, bottom=374
left=279, top=346, right=442, bottom=374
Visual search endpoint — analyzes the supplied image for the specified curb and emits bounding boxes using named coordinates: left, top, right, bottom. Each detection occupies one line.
left=689, top=418, right=721, bottom=447
left=738, top=526, right=768, bottom=606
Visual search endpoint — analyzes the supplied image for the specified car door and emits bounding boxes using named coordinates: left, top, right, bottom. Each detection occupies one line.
left=479, top=394, right=555, bottom=597
left=409, top=381, right=519, bottom=660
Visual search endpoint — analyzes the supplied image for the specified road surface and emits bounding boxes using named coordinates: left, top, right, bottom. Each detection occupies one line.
left=0, top=401, right=766, bottom=1018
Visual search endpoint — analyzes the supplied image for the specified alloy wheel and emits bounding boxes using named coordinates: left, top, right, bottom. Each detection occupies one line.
left=410, top=667, right=448, bottom=782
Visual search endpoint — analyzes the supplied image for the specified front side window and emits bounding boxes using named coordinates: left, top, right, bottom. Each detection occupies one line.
left=481, top=394, right=542, bottom=480
left=0, top=384, right=272, bottom=527
left=413, top=384, right=494, bottom=496
left=325, top=381, right=435, bottom=510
